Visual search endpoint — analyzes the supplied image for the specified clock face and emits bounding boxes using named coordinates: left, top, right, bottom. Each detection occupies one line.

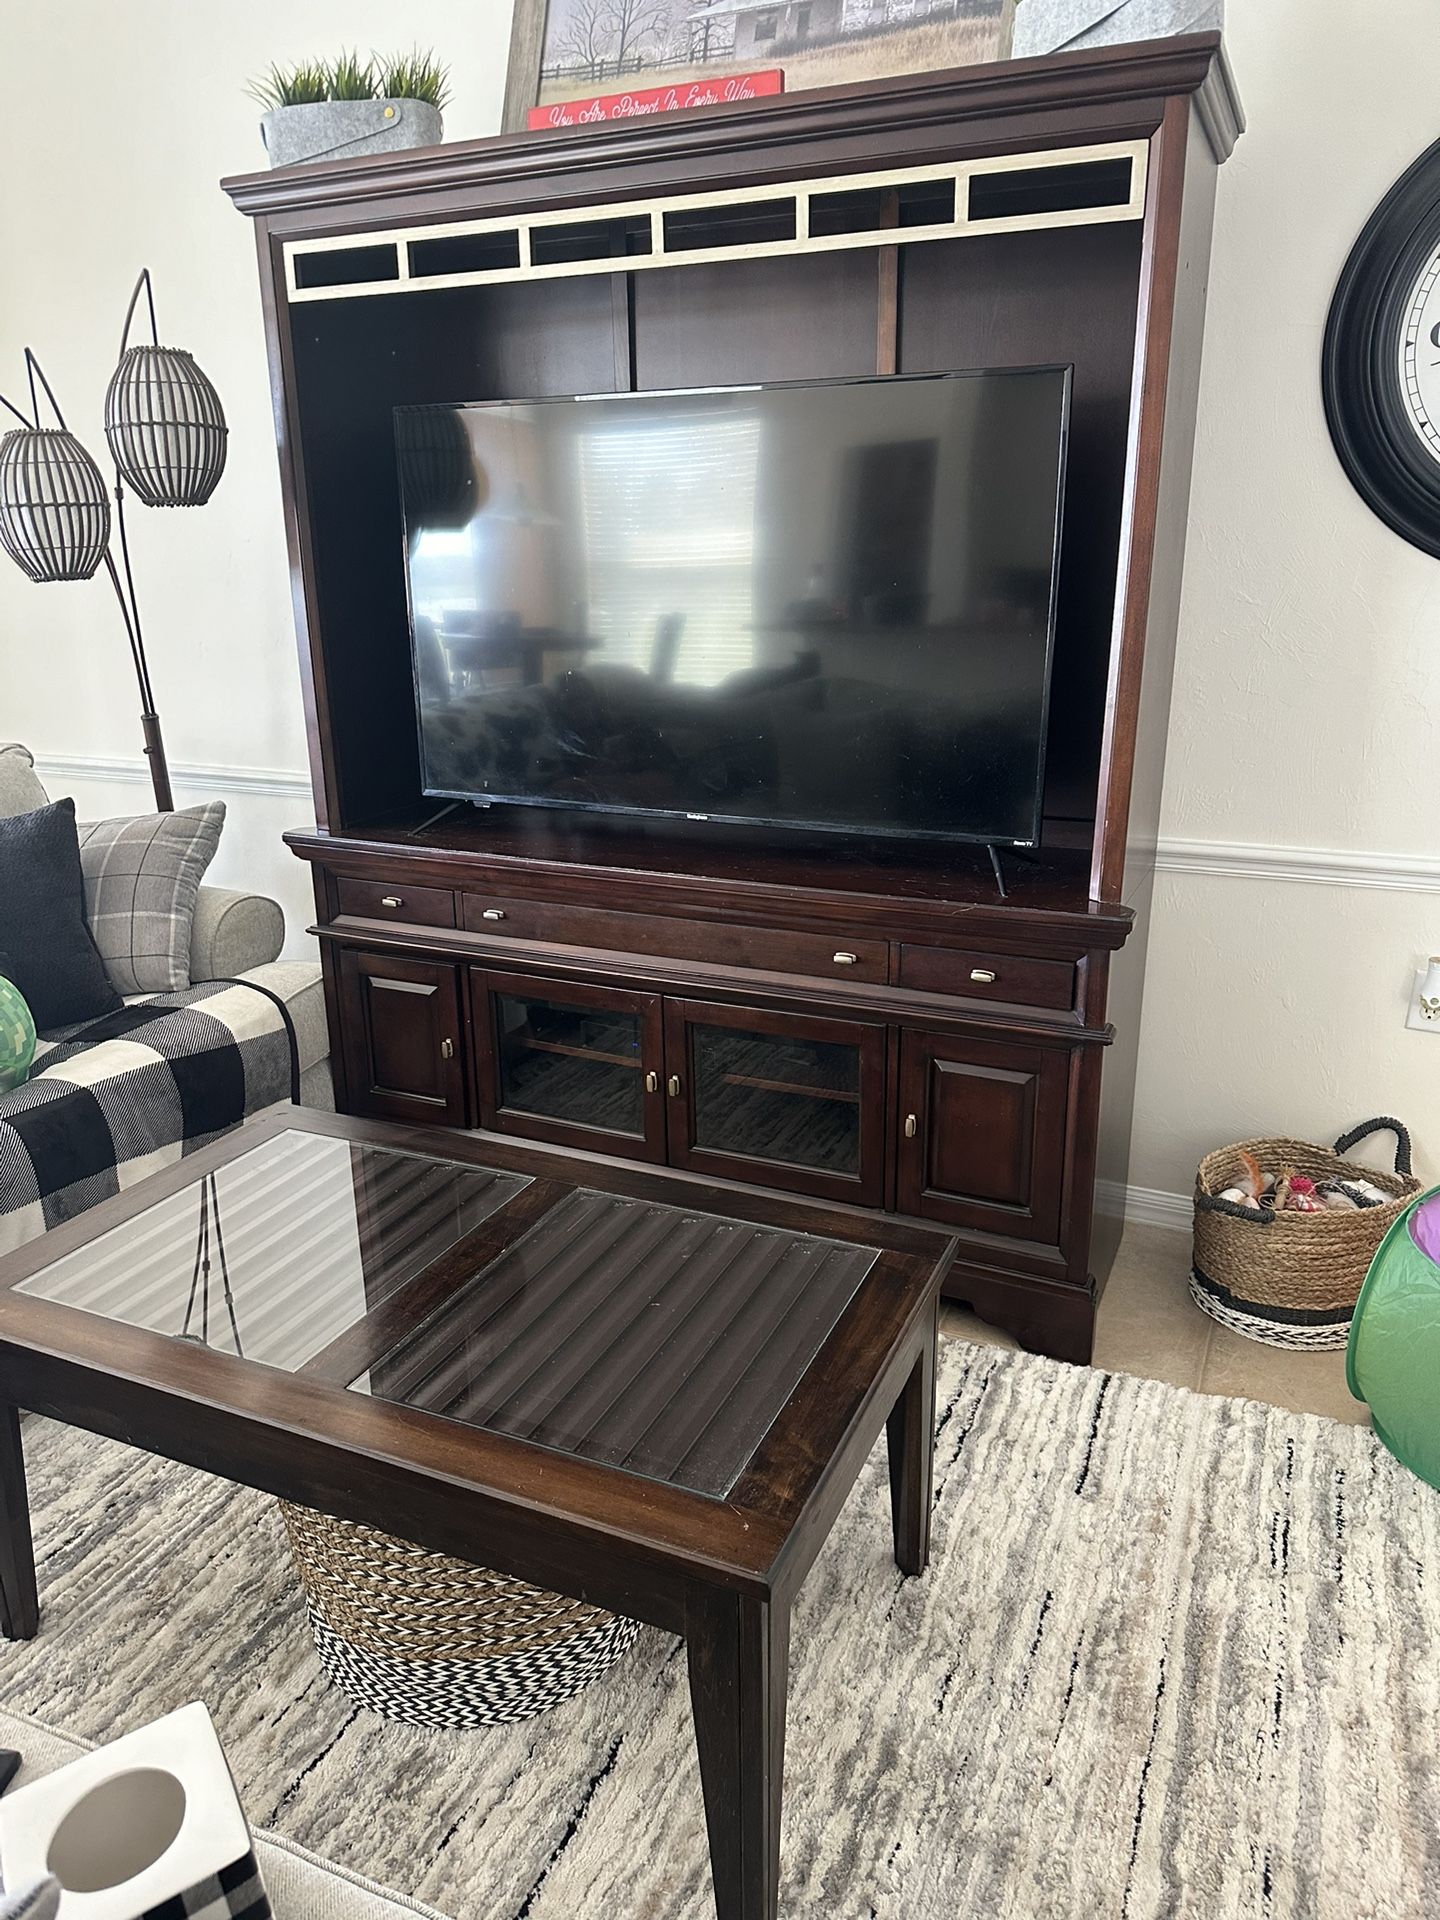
left=1398, top=240, right=1440, bottom=466
left=1324, top=137, right=1440, bottom=557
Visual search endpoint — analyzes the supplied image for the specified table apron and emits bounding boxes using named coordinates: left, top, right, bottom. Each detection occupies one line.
left=0, top=1347, right=779, bottom=1633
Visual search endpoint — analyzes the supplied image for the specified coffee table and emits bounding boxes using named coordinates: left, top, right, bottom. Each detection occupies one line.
left=0, top=1109, right=955, bottom=1920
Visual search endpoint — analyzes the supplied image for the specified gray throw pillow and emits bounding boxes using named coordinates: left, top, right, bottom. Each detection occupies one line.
left=77, top=802, right=226, bottom=997
left=0, top=746, right=49, bottom=822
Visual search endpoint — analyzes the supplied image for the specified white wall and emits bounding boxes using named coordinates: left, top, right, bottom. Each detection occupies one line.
left=1130, top=0, right=1440, bottom=1199
left=0, top=0, right=514, bottom=954
left=3, top=2, right=1435, bottom=1195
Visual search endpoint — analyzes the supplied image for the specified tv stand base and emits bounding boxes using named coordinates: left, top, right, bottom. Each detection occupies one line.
left=945, top=1265, right=1098, bottom=1367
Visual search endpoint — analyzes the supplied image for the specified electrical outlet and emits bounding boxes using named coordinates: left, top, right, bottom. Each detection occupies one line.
left=1406, top=955, right=1440, bottom=1032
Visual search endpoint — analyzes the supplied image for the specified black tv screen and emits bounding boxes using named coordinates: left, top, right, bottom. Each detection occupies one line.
left=397, top=367, right=1070, bottom=847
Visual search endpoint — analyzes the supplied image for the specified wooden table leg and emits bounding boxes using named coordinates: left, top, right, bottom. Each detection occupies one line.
left=886, top=1309, right=937, bottom=1577
left=686, top=1585, right=789, bottom=1920
left=0, top=1405, right=37, bottom=1641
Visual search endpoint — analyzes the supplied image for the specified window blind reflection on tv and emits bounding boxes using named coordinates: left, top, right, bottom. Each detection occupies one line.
left=396, top=368, right=1071, bottom=847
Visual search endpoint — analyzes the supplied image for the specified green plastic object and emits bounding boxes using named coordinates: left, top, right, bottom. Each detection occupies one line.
left=1347, top=1184, right=1440, bottom=1487
left=0, top=974, right=35, bottom=1094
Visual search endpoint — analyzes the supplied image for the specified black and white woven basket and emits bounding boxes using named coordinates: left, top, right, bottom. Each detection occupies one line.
left=280, top=1504, right=640, bottom=1730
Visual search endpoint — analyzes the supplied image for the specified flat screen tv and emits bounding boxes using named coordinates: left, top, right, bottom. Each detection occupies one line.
left=396, top=367, right=1071, bottom=848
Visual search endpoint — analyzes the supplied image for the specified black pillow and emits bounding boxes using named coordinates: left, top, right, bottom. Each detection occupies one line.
left=0, top=800, right=122, bottom=1031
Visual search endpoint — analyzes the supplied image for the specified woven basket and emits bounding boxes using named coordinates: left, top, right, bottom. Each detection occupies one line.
left=280, top=1503, right=640, bottom=1729
left=1191, top=1117, right=1421, bottom=1350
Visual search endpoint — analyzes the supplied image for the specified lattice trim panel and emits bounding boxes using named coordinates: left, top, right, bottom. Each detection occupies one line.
left=282, top=139, right=1149, bottom=305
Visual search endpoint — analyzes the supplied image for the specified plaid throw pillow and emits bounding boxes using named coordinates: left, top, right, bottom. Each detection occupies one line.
left=77, top=802, right=225, bottom=997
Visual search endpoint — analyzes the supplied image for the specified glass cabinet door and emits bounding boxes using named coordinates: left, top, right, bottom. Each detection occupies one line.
left=471, top=972, right=666, bottom=1161
left=664, top=999, right=887, bottom=1205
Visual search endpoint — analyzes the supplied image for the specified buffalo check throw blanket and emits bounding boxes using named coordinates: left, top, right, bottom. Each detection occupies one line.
left=0, top=980, right=297, bottom=1258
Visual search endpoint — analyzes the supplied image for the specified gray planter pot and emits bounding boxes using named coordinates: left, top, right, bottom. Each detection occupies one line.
left=260, top=97, right=443, bottom=169
left=1011, top=0, right=1222, bottom=59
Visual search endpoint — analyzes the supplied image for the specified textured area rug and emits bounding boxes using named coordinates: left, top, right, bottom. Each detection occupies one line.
left=2, top=1343, right=1436, bottom=1919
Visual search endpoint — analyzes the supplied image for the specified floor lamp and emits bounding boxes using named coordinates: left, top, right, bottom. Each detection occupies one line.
left=0, top=270, right=228, bottom=813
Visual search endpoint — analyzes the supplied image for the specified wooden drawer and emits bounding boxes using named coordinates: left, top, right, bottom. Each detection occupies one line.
left=896, top=943, right=1075, bottom=1011
left=335, top=877, right=456, bottom=929
left=462, top=894, right=888, bottom=984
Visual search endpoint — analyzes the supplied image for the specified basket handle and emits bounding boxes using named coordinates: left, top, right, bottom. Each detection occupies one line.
left=1195, top=1191, right=1274, bottom=1227
left=1332, top=1116, right=1413, bottom=1176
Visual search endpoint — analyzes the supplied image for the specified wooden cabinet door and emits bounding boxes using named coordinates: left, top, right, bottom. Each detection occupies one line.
left=897, top=1029, right=1069, bottom=1242
left=336, top=949, right=468, bottom=1128
left=470, top=969, right=667, bottom=1162
left=663, top=998, right=887, bottom=1206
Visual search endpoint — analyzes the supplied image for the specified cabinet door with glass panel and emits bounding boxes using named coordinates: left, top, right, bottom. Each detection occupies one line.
left=662, top=999, right=887, bottom=1207
left=470, top=971, right=667, bottom=1162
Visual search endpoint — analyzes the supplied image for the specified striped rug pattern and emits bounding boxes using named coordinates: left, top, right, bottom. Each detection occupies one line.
left=1, top=1341, right=1435, bottom=1918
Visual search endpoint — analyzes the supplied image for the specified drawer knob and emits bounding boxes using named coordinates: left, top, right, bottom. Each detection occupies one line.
left=481, top=907, right=507, bottom=922
left=380, top=895, right=403, bottom=909
left=833, top=951, right=859, bottom=966
left=969, top=967, right=997, bottom=984
left=904, top=1113, right=918, bottom=1139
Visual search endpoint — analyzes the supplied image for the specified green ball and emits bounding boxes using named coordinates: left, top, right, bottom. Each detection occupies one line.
left=0, top=975, right=36, bottom=1095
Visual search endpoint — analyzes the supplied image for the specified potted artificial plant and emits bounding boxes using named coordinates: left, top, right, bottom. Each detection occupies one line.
left=250, top=49, right=450, bottom=169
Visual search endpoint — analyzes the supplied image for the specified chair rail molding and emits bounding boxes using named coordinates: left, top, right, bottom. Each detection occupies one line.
left=36, top=756, right=1440, bottom=897
left=1155, top=836, right=1440, bottom=895
left=37, top=751, right=313, bottom=804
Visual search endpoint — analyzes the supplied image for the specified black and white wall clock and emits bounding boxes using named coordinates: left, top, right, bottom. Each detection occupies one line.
left=1323, top=137, right=1440, bottom=559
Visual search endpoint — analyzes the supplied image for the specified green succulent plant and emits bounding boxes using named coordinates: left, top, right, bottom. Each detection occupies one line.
left=247, top=60, right=329, bottom=110
left=247, top=48, right=450, bottom=113
left=329, top=49, right=377, bottom=100
left=375, top=49, right=451, bottom=110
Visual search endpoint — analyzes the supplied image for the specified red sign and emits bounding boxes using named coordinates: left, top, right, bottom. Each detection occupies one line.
left=528, top=70, right=784, bottom=131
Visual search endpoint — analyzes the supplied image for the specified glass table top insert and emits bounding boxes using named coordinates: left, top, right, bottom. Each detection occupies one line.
left=17, top=1127, right=879, bottom=1499
left=18, top=1131, right=530, bottom=1371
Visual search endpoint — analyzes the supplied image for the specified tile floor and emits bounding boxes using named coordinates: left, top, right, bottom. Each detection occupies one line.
left=941, top=1221, right=1370, bottom=1426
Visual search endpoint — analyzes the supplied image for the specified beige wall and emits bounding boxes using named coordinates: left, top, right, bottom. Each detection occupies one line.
left=2, top=2, right=1435, bottom=1196
left=0, top=0, right=513, bottom=952
left=1130, top=0, right=1440, bottom=1199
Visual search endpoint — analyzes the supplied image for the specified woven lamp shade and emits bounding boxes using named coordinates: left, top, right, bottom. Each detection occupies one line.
left=397, top=407, right=482, bottom=528
left=0, top=427, right=111, bottom=582
left=104, top=345, right=228, bottom=507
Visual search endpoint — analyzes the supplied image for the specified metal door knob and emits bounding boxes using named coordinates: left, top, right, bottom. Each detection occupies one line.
left=668, top=1074, right=682, bottom=1097
left=904, top=1113, right=917, bottom=1138
left=645, top=1071, right=659, bottom=1093
left=440, top=1038, right=454, bottom=1060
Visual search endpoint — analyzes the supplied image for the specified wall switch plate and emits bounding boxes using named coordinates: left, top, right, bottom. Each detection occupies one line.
left=1406, top=955, right=1440, bottom=1032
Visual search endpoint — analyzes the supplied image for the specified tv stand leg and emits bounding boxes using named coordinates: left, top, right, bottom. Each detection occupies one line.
left=407, top=800, right=466, bottom=838
left=987, top=844, right=1008, bottom=899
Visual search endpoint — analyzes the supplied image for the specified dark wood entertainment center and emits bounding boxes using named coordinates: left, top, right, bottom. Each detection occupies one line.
left=224, top=35, right=1241, bottom=1364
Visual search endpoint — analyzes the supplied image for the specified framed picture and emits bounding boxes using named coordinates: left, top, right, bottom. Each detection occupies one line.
left=503, top=0, right=1015, bottom=131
